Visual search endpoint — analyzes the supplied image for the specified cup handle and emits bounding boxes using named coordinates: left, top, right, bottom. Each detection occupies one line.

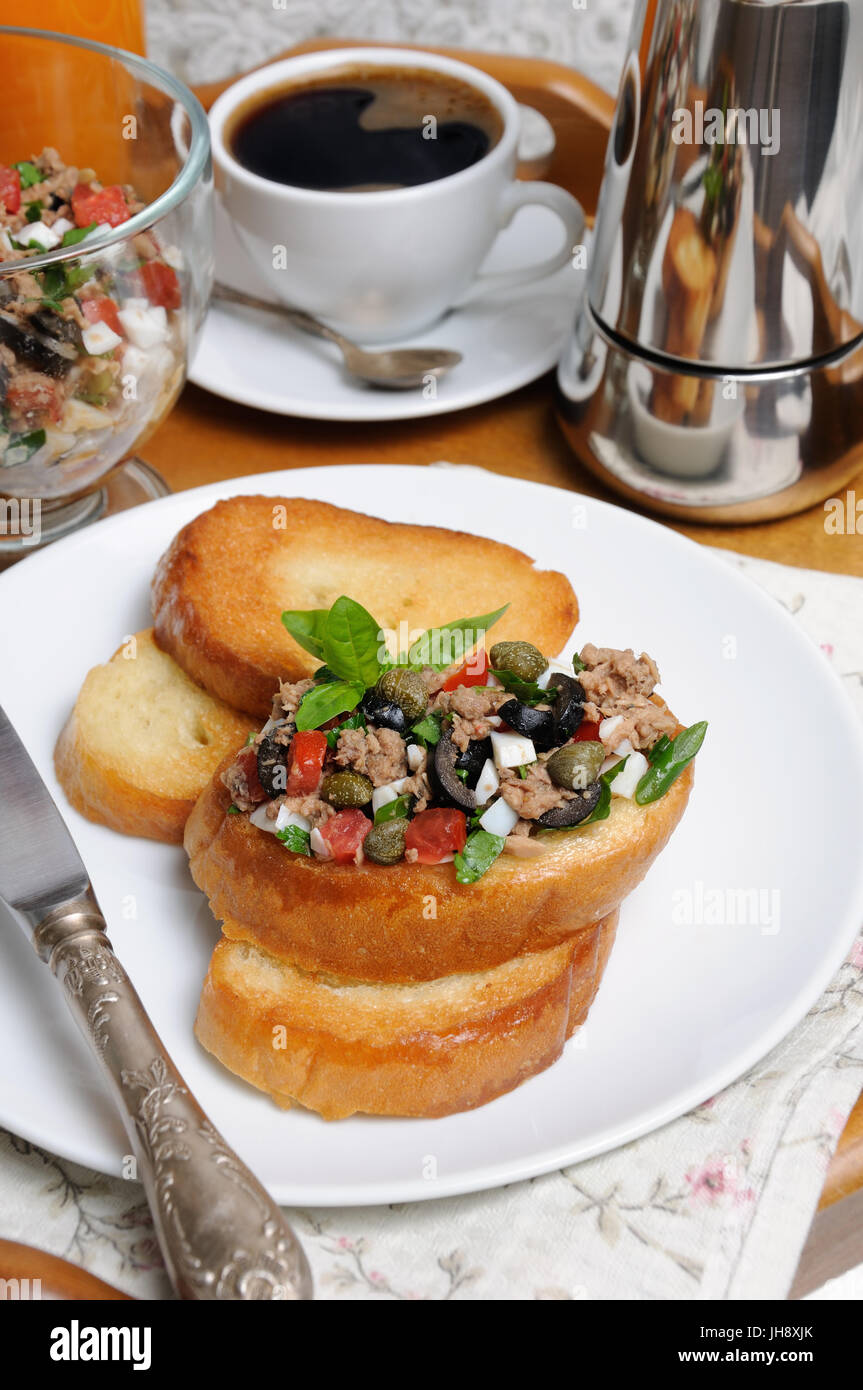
left=455, top=181, right=585, bottom=304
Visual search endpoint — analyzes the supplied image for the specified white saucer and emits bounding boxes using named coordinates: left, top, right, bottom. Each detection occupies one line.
left=188, top=200, right=584, bottom=420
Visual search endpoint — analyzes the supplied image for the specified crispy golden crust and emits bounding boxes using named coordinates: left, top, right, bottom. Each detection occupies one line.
left=54, top=630, right=255, bottom=844
left=195, top=910, right=618, bottom=1119
left=185, top=751, right=692, bottom=981
left=152, top=495, right=580, bottom=717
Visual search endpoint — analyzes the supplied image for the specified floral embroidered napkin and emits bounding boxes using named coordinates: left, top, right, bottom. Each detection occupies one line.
left=1, top=546, right=861, bottom=1300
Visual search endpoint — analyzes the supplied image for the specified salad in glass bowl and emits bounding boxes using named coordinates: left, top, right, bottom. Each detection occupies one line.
left=0, top=26, right=212, bottom=508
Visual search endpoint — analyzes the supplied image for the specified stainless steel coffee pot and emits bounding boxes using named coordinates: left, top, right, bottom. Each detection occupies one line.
left=556, top=0, right=863, bottom=521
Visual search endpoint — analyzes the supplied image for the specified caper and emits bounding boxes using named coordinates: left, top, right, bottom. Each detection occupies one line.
left=547, top=741, right=605, bottom=791
left=489, top=640, right=547, bottom=682
left=363, top=818, right=407, bottom=865
left=377, top=667, right=428, bottom=723
left=321, top=771, right=374, bottom=808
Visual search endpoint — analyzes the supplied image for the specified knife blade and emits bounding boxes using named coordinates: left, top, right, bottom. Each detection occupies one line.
left=0, top=706, right=88, bottom=934
left=0, top=704, right=312, bottom=1300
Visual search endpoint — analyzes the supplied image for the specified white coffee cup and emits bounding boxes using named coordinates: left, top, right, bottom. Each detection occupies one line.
left=209, top=47, right=585, bottom=342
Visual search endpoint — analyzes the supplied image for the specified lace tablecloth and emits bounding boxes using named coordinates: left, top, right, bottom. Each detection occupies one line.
left=2, top=548, right=862, bottom=1300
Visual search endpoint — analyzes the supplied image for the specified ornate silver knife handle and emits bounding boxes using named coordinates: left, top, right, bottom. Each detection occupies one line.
left=32, top=892, right=313, bottom=1301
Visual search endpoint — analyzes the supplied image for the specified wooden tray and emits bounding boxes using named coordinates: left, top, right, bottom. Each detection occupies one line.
left=119, top=39, right=863, bottom=1294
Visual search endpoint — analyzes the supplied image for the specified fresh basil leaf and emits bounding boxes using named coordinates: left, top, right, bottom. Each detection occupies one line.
left=325, top=709, right=367, bottom=750
left=572, top=652, right=586, bottom=673
left=410, top=712, right=443, bottom=747
left=313, top=664, right=339, bottom=682
left=322, top=595, right=386, bottom=686
left=454, top=828, right=506, bottom=884
left=61, top=222, right=97, bottom=247
left=635, top=721, right=707, bottom=805
left=407, top=604, right=510, bottom=670
left=491, top=669, right=557, bottom=705
left=578, top=757, right=629, bottom=826
left=276, top=824, right=312, bottom=855
left=295, top=679, right=364, bottom=732
left=25, top=201, right=43, bottom=224
left=374, top=794, right=412, bottom=825
left=14, top=161, right=42, bottom=189
left=281, top=608, right=328, bottom=660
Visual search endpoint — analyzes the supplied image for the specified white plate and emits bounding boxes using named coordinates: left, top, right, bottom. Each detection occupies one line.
left=1, top=465, right=862, bottom=1207
left=187, top=201, right=584, bottom=420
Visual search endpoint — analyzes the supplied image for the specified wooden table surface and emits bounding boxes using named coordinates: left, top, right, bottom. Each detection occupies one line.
left=143, top=41, right=862, bottom=1259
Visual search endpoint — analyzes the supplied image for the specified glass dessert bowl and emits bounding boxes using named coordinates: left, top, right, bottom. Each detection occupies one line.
left=0, top=26, right=212, bottom=554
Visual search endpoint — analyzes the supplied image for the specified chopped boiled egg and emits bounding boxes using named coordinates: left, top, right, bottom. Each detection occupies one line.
left=490, top=729, right=536, bottom=769
left=479, top=797, right=520, bottom=837
left=610, top=750, right=649, bottom=799
left=474, top=757, right=500, bottom=805
left=537, top=660, right=573, bottom=690
left=18, top=220, right=61, bottom=251
left=310, top=827, right=332, bottom=859
left=51, top=216, right=74, bottom=237
left=81, top=320, right=123, bottom=355
left=248, top=803, right=277, bottom=832
left=599, top=714, right=625, bottom=743
left=274, top=806, right=312, bottom=834
left=117, top=302, right=168, bottom=349
left=371, top=778, right=408, bottom=814
left=406, top=743, right=425, bottom=772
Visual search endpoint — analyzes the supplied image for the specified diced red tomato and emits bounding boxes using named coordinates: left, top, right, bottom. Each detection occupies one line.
left=441, top=648, right=489, bottom=692
left=318, top=808, right=370, bottom=864
left=6, top=376, right=60, bottom=425
left=82, top=296, right=123, bottom=337
left=405, top=808, right=467, bottom=864
left=286, top=730, right=327, bottom=795
left=573, top=719, right=602, bottom=743
left=0, top=165, right=21, bottom=214
left=234, top=745, right=267, bottom=804
left=137, top=260, right=181, bottom=311
left=71, top=182, right=130, bottom=228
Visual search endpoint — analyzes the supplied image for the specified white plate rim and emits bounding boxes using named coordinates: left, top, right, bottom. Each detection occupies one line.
left=1, top=463, right=862, bottom=1206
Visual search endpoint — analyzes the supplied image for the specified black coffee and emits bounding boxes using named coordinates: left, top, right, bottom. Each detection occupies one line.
left=229, top=66, right=504, bottom=191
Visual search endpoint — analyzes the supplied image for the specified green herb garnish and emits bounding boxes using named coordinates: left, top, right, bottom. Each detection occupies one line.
left=410, top=712, right=443, bottom=747
left=61, top=222, right=97, bottom=247
left=14, top=161, right=42, bottom=189
left=244, top=732, right=257, bottom=746
left=491, top=669, right=557, bottom=704
left=374, top=794, right=412, bottom=824
left=25, top=201, right=43, bottom=224
left=5, top=429, right=46, bottom=464
left=276, top=824, right=312, bottom=855
left=572, top=652, right=586, bottom=673
left=295, top=679, right=364, bottom=732
left=635, top=722, right=707, bottom=804
left=226, top=804, right=241, bottom=815
left=517, top=764, right=530, bottom=780
left=454, top=828, right=506, bottom=884
left=406, top=604, right=509, bottom=670
left=40, top=260, right=94, bottom=302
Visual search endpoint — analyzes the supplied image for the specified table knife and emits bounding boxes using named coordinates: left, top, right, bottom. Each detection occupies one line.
left=0, top=705, right=312, bottom=1301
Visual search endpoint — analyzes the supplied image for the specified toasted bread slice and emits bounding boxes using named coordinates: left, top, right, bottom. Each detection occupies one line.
left=185, top=750, right=691, bottom=982
left=152, top=495, right=580, bottom=717
left=55, top=629, right=256, bottom=843
left=195, top=910, right=618, bottom=1119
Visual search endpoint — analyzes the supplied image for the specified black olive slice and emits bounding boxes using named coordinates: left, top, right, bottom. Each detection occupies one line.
left=432, top=727, right=477, bottom=810
left=0, top=309, right=78, bottom=378
left=360, top=691, right=408, bottom=735
left=550, top=674, right=586, bottom=744
left=455, top=734, right=492, bottom=786
left=537, top=780, right=602, bottom=827
left=498, top=698, right=555, bottom=748
left=256, top=734, right=289, bottom=798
